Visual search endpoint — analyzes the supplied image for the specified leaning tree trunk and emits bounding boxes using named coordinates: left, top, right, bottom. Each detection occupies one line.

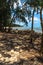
left=40, top=7, right=43, bottom=56
left=30, top=7, right=35, bottom=47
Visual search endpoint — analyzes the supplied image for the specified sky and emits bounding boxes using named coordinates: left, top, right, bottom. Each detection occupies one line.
left=13, top=0, right=43, bottom=33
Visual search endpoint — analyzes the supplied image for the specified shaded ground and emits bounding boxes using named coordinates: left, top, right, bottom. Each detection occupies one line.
left=0, top=30, right=43, bottom=65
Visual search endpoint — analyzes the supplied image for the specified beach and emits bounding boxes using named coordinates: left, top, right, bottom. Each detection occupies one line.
left=0, top=30, right=43, bottom=65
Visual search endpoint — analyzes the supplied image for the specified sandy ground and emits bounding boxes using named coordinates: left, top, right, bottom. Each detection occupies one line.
left=0, top=30, right=43, bottom=65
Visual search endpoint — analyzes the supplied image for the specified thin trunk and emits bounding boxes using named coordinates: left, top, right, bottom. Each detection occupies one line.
left=31, top=9, right=34, bottom=31
left=8, top=21, right=12, bottom=32
left=40, top=7, right=43, bottom=56
left=37, top=7, right=39, bottom=14
left=8, top=23, right=11, bottom=32
left=30, top=8, right=34, bottom=47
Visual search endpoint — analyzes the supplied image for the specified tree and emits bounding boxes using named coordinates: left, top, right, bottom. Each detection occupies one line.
left=11, top=0, right=31, bottom=26
left=39, top=0, right=43, bottom=56
left=0, top=0, right=31, bottom=32
left=28, top=0, right=43, bottom=56
left=0, top=0, right=11, bottom=31
left=24, top=0, right=37, bottom=46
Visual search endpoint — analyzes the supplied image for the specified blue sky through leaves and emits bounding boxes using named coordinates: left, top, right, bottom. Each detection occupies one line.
left=13, top=0, right=43, bottom=33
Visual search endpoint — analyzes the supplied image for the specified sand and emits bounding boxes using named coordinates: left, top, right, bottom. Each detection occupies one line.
left=0, top=30, right=43, bottom=65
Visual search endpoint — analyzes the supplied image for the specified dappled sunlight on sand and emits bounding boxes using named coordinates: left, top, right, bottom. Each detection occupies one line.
left=0, top=31, right=43, bottom=65
left=0, top=49, right=40, bottom=64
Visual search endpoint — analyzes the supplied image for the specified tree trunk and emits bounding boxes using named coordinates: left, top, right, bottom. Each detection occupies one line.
left=8, top=21, right=12, bottom=33
left=40, top=7, right=43, bottom=56
left=30, top=8, right=34, bottom=47
left=0, top=22, right=4, bottom=32
left=37, top=7, right=39, bottom=14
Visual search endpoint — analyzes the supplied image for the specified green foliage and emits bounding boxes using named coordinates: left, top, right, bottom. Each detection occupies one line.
left=0, top=0, right=43, bottom=30
left=0, top=0, right=31, bottom=29
left=0, top=0, right=11, bottom=28
left=11, top=0, right=31, bottom=26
